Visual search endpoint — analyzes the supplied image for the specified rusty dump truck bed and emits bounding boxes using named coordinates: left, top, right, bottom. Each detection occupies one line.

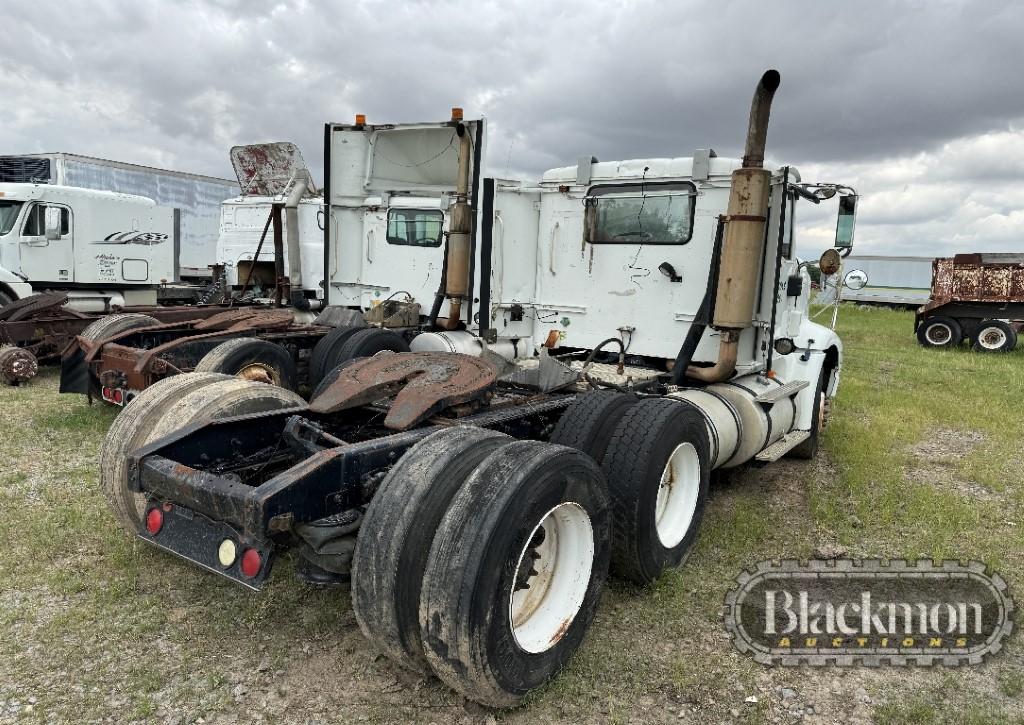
left=924, top=253, right=1024, bottom=312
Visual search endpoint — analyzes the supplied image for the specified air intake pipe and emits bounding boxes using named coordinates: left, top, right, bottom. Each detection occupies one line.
left=442, top=112, right=473, bottom=329
left=686, top=69, right=780, bottom=383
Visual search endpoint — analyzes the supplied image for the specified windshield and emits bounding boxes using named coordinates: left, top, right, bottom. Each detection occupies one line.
left=0, top=201, right=24, bottom=235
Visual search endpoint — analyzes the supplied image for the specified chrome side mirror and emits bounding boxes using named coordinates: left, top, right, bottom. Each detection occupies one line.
left=835, top=194, right=857, bottom=248
left=844, top=269, right=868, bottom=290
left=44, top=206, right=62, bottom=240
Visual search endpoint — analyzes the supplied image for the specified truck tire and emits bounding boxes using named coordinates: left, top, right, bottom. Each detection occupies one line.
left=0, top=289, right=12, bottom=308
left=309, top=326, right=363, bottom=386
left=549, top=391, right=637, bottom=465
left=602, top=398, right=711, bottom=585
left=917, top=316, right=962, bottom=348
left=309, top=357, right=367, bottom=402
left=99, top=373, right=234, bottom=534
left=419, top=440, right=610, bottom=707
left=336, top=328, right=410, bottom=361
left=971, top=320, right=1018, bottom=352
left=194, top=337, right=298, bottom=390
left=80, top=312, right=160, bottom=344
left=789, top=368, right=827, bottom=460
left=352, top=426, right=513, bottom=673
left=145, top=377, right=305, bottom=442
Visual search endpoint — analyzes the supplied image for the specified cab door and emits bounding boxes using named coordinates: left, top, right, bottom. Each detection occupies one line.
left=359, top=199, right=447, bottom=309
left=19, top=202, right=74, bottom=283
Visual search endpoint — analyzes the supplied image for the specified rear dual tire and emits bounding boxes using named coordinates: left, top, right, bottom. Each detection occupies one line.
left=972, top=319, right=1018, bottom=352
left=352, top=428, right=610, bottom=707
left=194, top=337, right=298, bottom=391
left=551, top=392, right=711, bottom=585
left=917, top=316, right=962, bottom=348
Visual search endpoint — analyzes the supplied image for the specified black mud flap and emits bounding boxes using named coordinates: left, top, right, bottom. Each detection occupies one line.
left=59, top=346, right=90, bottom=394
left=138, top=501, right=275, bottom=591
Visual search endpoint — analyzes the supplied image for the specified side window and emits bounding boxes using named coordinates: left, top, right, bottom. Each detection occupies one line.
left=386, top=208, right=443, bottom=247
left=20, top=204, right=69, bottom=236
left=23, top=204, right=45, bottom=236
left=585, top=182, right=696, bottom=244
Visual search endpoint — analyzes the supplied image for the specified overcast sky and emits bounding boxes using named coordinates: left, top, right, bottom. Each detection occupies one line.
left=4, top=0, right=1023, bottom=257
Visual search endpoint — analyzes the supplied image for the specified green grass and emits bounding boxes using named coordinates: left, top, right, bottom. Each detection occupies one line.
left=0, top=306, right=1021, bottom=724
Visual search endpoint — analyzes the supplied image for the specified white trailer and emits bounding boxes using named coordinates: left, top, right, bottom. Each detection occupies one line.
left=838, top=254, right=933, bottom=306
left=102, top=72, right=862, bottom=707
left=0, top=153, right=238, bottom=288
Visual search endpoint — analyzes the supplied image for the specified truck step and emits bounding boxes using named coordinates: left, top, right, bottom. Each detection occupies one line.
left=755, top=431, right=811, bottom=462
left=755, top=380, right=809, bottom=404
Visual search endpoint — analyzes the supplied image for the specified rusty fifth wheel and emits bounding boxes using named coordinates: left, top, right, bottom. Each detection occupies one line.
left=418, top=440, right=610, bottom=707
left=0, top=345, right=38, bottom=385
left=309, top=351, right=497, bottom=430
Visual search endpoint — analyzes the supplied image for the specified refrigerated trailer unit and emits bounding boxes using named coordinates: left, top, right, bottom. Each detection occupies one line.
left=100, top=72, right=862, bottom=706
left=839, top=254, right=933, bottom=306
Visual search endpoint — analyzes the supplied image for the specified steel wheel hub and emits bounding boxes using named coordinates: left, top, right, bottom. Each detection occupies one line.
left=509, top=502, right=594, bottom=654
left=655, top=442, right=701, bottom=548
left=237, top=363, right=279, bottom=385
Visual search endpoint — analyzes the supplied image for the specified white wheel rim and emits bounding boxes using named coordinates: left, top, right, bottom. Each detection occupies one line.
left=925, top=323, right=952, bottom=345
left=978, top=327, right=1006, bottom=350
left=509, top=502, right=594, bottom=654
left=655, top=443, right=701, bottom=548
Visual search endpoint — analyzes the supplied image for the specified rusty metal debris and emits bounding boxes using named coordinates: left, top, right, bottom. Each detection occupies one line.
left=192, top=308, right=295, bottom=332
left=0, top=345, right=38, bottom=385
left=309, top=352, right=498, bottom=430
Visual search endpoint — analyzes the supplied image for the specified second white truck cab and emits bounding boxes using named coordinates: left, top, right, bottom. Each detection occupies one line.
left=217, top=194, right=324, bottom=297
left=0, top=183, right=176, bottom=308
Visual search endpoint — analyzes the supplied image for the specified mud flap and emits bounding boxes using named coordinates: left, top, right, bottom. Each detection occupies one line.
left=59, top=345, right=90, bottom=394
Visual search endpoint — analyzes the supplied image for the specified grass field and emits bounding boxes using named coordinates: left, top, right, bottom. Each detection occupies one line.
left=1, top=305, right=1022, bottom=724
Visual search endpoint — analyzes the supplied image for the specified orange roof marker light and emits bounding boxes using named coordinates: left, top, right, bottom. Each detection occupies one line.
left=451, top=107, right=464, bottom=121
left=355, top=114, right=366, bottom=125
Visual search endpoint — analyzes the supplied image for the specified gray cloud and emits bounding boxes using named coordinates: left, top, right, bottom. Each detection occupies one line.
left=2, top=0, right=1023, bottom=256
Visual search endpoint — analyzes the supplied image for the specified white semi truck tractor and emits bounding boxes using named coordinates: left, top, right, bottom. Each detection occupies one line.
left=100, top=71, right=861, bottom=706
left=0, top=153, right=238, bottom=310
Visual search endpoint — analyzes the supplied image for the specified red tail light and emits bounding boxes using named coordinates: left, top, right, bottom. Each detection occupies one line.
left=240, top=548, right=262, bottom=578
left=145, top=507, right=163, bottom=535
left=102, top=386, right=111, bottom=400
left=112, top=389, right=123, bottom=404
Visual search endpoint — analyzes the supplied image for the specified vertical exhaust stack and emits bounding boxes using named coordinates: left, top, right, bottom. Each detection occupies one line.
left=442, top=108, right=473, bottom=330
left=285, top=174, right=309, bottom=309
left=687, top=70, right=781, bottom=383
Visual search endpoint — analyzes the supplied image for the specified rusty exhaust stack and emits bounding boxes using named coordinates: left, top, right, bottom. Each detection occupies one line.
left=687, top=70, right=780, bottom=383
left=442, top=108, right=473, bottom=330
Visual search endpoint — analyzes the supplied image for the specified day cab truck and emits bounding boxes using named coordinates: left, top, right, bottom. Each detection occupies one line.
left=100, top=71, right=862, bottom=706
left=0, top=153, right=238, bottom=309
